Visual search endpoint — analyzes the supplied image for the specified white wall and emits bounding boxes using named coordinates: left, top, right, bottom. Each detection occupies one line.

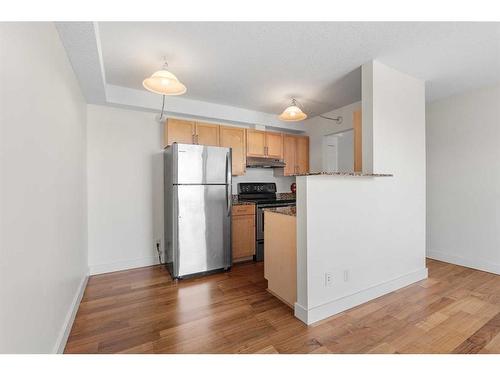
left=87, top=104, right=164, bottom=275
left=304, top=101, right=361, bottom=172
left=0, top=23, right=88, bottom=353
left=426, top=85, right=500, bottom=274
left=296, top=61, right=427, bottom=324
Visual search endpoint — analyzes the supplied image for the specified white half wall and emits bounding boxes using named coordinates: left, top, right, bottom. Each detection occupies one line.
left=303, top=101, right=361, bottom=172
left=295, top=61, right=427, bottom=324
left=426, top=85, right=500, bottom=274
left=0, top=23, right=88, bottom=353
left=86, top=104, right=164, bottom=275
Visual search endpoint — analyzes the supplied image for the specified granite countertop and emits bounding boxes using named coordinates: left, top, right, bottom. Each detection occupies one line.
left=276, top=192, right=296, bottom=200
left=293, top=172, right=393, bottom=177
left=231, top=195, right=255, bottom=206
left=263, top=206, right=296, bottom=217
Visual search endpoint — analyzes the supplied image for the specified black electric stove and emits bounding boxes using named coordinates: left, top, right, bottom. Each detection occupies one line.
left=237, top=182, right=296, bottom=205
left=237, top=183, right=296, bottom=261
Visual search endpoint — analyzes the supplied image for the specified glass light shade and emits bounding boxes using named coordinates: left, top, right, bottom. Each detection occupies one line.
left=142, top=69, right=187, bottom=95
left=279, top=104, right=307, bottom=121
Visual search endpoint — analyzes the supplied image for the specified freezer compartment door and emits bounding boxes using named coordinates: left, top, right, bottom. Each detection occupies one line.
left=174, top=143, right=230, bottom=185
left=175, top=184, right=231, bottom=277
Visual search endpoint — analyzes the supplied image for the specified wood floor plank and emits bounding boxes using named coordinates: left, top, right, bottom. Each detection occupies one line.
left=64, top=259, right=500, bottom=354
left=452, top=312, right=500, bottom=353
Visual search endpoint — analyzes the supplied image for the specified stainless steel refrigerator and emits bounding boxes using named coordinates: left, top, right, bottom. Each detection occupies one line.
left=164, top=143, right=232, bottom=279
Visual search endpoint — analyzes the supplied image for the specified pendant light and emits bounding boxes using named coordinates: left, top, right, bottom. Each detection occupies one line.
left=143, top=58, right=187, bottom=122
left=143, top=60, right=187, bottom=96
left=279, top=98, right=307, bottom=122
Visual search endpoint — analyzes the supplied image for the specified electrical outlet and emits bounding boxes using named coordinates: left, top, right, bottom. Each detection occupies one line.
left=344, top=270, right=350, bottom=282
left=325, top=272, right=333, bottom=287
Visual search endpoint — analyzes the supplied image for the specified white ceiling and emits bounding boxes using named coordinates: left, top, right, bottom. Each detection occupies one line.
left=97, top=22, right=500, bottom=117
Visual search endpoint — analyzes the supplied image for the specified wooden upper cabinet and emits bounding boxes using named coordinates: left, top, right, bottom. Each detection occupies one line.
left=219, top=126, right=246, bottom=176
left=280, top=135, right=309, bottom=175
left=283, top=135, right=297, bottom=176
left=295, top=136, right=309, bottom=174
left=265, top=132, right=284, bottom=159
left=353, top=109, right=362, bottom=172
left=195, top=122, right=219, bottom=146
left=246, top=130, right=266, bottom=157
left=165, top=118, right=195, bottom=146
left=246, top=129, right=284, bottom=159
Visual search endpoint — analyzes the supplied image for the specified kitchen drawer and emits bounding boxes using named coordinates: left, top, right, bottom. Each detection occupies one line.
left=232, top=204, right=255, bottom=216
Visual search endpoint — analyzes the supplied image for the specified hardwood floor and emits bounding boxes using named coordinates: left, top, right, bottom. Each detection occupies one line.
left=64, top=259, right=500, bottom=354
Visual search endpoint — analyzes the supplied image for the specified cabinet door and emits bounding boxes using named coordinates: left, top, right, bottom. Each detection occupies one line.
left=353, top=109, right=362, bottom=172
left=195, top=122, right=219, bottom=146
left=219, top=126, right=246, bottom=176
left=266, top=132, right=284, bottom=159
left=296, top=136, right=309, bottom=174
left=283, top=135, right=297, bottom=176
left=246, top=129, right=266, bottom=157
left=231, top=214, right=255, bottom=260
left=165, top=118, right=195, bottom=146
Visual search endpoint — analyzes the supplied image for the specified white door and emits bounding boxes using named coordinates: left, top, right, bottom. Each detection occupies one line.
left=323, top=135, right=338, bottom=172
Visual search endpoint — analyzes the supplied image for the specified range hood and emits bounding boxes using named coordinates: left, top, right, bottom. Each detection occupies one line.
left=246, top=156, right=286, bottom=168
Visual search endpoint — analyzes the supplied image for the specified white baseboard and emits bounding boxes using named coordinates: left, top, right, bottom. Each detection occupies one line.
left=427, top=250, right=500, bottom=275
left=294, top=268, right=428, bottom=325
left=53, top=270, right=89, bottom=353
left=294, top=302, right=308, bottom=324
left=89, top=256, right=159, bottom=275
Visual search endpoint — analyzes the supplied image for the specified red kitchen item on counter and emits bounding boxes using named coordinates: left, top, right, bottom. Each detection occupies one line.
left=290, top=182, right=296, bottom=194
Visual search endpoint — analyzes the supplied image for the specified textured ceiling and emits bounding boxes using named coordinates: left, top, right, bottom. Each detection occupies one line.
left=98, top=22, right=500, bottom=116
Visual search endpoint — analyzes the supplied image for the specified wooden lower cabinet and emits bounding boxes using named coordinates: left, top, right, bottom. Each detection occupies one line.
left=231, top=205, right=255, bottom=262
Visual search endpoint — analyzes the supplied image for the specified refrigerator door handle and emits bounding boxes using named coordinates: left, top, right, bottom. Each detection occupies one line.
left=225, top=151, right=231, bottom=216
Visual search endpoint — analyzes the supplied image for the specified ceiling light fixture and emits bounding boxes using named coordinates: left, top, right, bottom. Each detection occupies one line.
left=143, top=58, right=187, bottom=122
left=279, top=98, right=308, bottom=122
left=143, top=60, right=186, bottom=96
